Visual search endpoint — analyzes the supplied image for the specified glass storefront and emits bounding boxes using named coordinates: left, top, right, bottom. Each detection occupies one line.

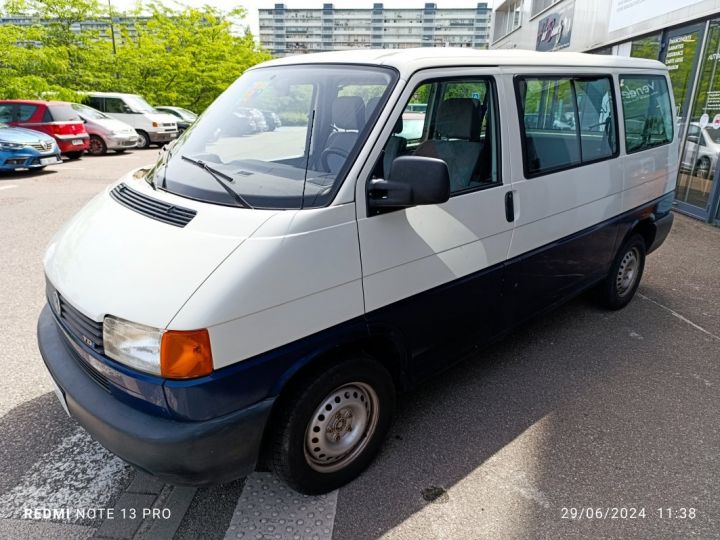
left=625, top=20, right=720, bottom=222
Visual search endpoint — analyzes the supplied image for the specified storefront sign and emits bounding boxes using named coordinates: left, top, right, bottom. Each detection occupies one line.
left=608, top=0, right=704, bottom=33
left=535, top=1, right=574, bottom=52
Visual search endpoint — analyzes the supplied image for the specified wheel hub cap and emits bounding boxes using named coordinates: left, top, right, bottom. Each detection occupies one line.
left=616, top=247, right=640, bottom=296
left=304, top=382, right=379, bottom=473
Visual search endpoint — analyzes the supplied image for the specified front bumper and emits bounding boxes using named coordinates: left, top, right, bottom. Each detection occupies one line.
left=106, top=134, right=139, bottom=150
left=148, top=131, right=178, bottom=143
left=37, top=304, right=274, bottom=485
left=0, top=150, right=62, bottom=170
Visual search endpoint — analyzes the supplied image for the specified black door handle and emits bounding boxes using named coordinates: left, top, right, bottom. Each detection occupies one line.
left=505, top=191, right=515, bottom=222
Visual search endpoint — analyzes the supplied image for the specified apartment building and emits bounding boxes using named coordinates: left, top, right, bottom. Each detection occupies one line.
left=258, top=3, right=492, bottom=56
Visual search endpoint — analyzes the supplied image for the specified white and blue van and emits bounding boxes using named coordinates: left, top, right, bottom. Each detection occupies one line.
left=39, top=49, right=677, bottom=494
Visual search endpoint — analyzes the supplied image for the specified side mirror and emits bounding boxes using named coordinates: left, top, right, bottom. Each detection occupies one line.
left=368, top=156, right=450, bottom=210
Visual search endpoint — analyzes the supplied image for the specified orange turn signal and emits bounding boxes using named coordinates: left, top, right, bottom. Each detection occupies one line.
left=160, top=329, right=213, bottom=379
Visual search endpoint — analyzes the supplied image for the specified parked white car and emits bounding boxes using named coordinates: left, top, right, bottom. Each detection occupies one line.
left=84, top=92, right=178, bottom=149
left=681, top=122, right=720, bottom=178
left=40, top=49, right=677, bottom=495
left=71, top=103, right=139, bottom=155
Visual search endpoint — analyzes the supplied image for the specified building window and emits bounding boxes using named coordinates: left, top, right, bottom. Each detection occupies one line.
left=493, top=0, right=523, bottom=42
left=531, top=0, right=561, bottom=18
left=630, top=32, right=662, bottom=61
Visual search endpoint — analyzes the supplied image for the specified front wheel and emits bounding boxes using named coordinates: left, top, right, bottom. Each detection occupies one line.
left=598, top=234, right=646, bottom=310
left=268, top=355, right=395, bottom=494
left=135, top=130, right=150, bottom=149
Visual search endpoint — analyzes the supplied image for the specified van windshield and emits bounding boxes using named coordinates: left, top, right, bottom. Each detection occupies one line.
left=152, top=64, right=397, bottom=209
left=125, top=95, right=156, bottom=114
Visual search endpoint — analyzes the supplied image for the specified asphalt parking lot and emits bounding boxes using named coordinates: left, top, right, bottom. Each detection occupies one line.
left=0, top=150, right=719, bottom=539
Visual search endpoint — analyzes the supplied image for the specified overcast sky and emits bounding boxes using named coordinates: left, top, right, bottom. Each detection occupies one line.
left=110, top=1, right=495, bottom=37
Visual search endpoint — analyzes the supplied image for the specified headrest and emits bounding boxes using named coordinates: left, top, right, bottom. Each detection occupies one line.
left=333, top=96, right=365, bottom=131
left=435, top=98, right=480, bottom=140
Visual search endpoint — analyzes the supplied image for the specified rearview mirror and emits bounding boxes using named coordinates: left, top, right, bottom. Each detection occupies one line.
left=368, top=156, right=450, bottom=211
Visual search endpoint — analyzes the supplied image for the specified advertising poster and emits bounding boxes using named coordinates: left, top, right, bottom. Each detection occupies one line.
left=535, top=1, right=574, bottom=52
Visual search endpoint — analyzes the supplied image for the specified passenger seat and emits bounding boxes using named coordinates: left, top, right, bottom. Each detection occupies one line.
left=414, top=98, right=482, bottom=191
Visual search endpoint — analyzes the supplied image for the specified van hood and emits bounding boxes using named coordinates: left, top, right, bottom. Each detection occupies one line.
left=43, top=175, right=277, bottom=329
left=149, top=112, right=178, bottom=125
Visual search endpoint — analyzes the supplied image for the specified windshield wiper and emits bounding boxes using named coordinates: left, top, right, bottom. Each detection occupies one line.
left=181, top=155, right=251, bottom=208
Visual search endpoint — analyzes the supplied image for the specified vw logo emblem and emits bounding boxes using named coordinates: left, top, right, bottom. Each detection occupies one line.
left=52, top=291, right=61, bottom=314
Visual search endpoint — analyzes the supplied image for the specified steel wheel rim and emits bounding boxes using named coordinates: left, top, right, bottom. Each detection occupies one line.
left=137, top=133, right=147, bottom=148
left=616, top=246, right=640, bottom=296
left=304, top=382, right=379, bottom=473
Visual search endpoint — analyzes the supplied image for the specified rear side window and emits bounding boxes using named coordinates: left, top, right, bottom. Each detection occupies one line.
left=47, top=105, right=80, bottom=122
left=0, top=104, right=13, bottom=123
left=619, top=75, right=673, bottom=153
left=17, top=104, right=37, bottom=121
left=516, top=76, right=618, bottom=177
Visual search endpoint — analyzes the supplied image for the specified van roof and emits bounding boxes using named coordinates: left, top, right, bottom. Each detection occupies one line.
left=256, top=47, right=666, bottom=77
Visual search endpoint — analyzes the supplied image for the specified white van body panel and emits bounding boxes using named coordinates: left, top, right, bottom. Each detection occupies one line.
left=43, top=176, right=277, bottom=329
left=168, top=204, right=365, bottom=369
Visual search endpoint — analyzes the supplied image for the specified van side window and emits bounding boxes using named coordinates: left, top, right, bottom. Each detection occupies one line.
left=105, top=98, right=127, bottom=114
left=88, top=97, right=104, bottom=111
left=372, top=77, right=499, bottom=194
left=516, top=76, right=618, bottom=177
left=619, top=75, right=673, bottom=153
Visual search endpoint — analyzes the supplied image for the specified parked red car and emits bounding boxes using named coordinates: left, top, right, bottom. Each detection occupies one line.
left=0, top=100, right=90, bottom=159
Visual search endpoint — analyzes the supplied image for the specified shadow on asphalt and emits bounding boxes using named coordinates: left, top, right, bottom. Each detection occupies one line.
left=0, top=393, right=76, bottom=496
left=334, top=288, right=719, bottom=538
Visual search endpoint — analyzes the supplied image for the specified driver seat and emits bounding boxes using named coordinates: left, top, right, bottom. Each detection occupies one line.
left=324, top=96, right=365, bottom=173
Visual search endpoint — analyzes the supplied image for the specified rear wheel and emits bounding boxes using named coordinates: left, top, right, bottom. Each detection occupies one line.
left=696, top=156, right=711, bottom=179
left=268, top=354, right=395, bottom=494
left=88, top=135, right=107, bottom=156
left=135, top=130, right=150, bottom=149
left=598, top=234, right=646, bottom=310
left=65, top=151, right=83, bottom=160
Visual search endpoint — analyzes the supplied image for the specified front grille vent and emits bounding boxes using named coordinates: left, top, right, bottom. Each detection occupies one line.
left=110, top=183, right=196, bottom=227
left=46, top=282, right=104, bottom=353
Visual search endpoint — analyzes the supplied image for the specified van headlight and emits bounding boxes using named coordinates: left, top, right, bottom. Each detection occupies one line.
left=103, top=316, right=163, bottom=375
left=103, top=316, right=213, bottom=379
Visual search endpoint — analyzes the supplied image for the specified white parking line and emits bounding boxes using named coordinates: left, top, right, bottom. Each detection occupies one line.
left=0, top=184, right=18, bottom=191
left=224, top=473, right=338, bottom=540
left=638, top=293, right=720, bottom=342
left=0, top=429, right=130, bottom=523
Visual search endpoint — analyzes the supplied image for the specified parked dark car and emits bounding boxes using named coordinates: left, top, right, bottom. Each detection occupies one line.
left=155, top=106, right=198, bottom=132
left=0, top=100, right=89, bottom=159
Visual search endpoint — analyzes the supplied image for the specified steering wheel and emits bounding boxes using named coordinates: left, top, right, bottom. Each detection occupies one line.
left=320, top=147, right=349, bottom=172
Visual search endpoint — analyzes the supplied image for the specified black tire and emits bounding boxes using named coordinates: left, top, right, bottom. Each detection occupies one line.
left=88, top=135, right=107, bottom=156
left=598, top=234, right=646, bottom=310
left=65, top=151, right=83, bottom=160
left=136, top=130, right=151, bottom=149
left=268, top=354, right=395, bottom=494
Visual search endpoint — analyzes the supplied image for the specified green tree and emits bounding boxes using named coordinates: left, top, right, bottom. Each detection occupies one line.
left=0, top=0, right=270, bottom=111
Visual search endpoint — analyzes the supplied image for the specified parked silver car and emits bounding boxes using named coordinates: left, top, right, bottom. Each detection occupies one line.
left=682, top=122, right=720, bottom=179
left=71, top=103, right=139, bottom=155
